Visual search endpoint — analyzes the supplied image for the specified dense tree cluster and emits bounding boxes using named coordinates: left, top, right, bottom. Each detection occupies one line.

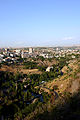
left=0, top=56, right=70, bottom=119
left=23, top=61, right=38, bottom=69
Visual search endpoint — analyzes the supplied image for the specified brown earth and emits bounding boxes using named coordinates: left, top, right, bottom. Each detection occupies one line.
left=39, top=60, right=80, bottom=94
left=0, top=65, right=42, bottom=74
left=37, top=59, right=57, bottom=66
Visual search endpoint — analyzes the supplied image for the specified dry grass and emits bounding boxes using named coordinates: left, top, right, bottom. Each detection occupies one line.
left=40, top=60, right=80, bottom=94
left=0, top=65, right=42, bottom=74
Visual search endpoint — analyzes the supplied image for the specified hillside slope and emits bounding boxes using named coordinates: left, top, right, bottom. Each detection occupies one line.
left=24, top=59, right=80, bottom=120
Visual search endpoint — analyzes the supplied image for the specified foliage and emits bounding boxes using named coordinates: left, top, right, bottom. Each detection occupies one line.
left=23, top=61, right=37, bottom=69
left=0, top=56, right=68, bottom=119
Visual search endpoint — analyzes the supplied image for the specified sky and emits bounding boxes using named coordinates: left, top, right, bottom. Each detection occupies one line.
left=0, top=0, right=80, bottom=47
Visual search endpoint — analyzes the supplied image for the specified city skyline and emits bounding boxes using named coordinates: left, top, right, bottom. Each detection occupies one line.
left=0, top=0, right=80, bottom=47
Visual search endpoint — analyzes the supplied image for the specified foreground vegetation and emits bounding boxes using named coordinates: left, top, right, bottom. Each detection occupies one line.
left=0, top=55, right=80, bottom=120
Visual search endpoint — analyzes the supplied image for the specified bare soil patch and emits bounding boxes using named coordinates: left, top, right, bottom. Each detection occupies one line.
left=0, top=65, right=42, bottom=74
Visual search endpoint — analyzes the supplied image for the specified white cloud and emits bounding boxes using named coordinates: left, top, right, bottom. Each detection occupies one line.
left=63, top=37, right=74, bottom=40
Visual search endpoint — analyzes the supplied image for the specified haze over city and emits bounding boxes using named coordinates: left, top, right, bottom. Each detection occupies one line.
left=0, top=0, right=80, bottom=47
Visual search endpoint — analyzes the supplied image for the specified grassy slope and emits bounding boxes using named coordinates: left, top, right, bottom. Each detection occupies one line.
left=24, top=59, right=80, bottom=120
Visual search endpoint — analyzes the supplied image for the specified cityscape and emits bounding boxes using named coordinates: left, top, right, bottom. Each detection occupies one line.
left=0, top=46, right=80, bottom=64
left=0, top=45, right=80, bottom=120
left=0, top=0, right=80, bottom=120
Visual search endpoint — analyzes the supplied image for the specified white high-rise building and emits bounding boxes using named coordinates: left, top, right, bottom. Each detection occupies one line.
left=21, top=50, right=24, bottom=58
left=29, top=47, right=33, bottom=54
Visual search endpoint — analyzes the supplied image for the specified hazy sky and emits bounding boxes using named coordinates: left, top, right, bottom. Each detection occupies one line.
left=0, top=0, right=80, bottom=47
